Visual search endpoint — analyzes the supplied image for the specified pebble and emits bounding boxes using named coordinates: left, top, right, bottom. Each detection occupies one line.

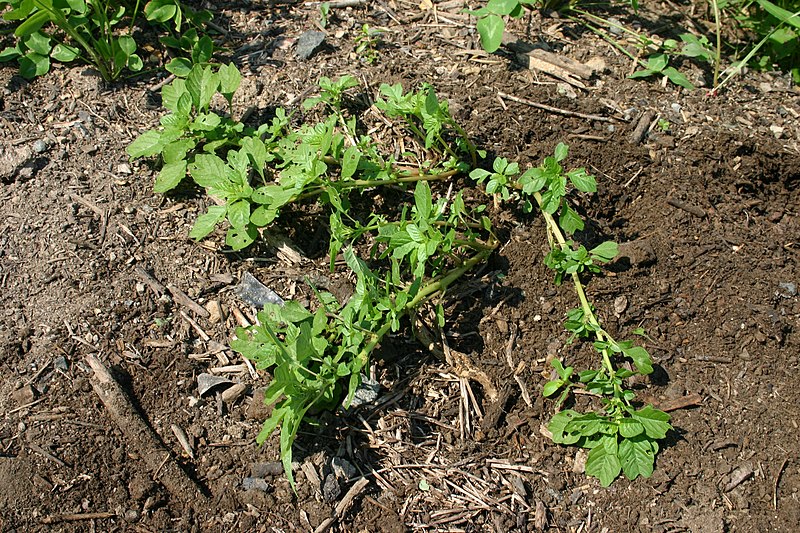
left=33, top=140, right=48, bottom=153
left=296, top=31, right=326, bottom=60
left=777, top=282, right=797, bottom=298
left=241, top=477, right=271, bottom=492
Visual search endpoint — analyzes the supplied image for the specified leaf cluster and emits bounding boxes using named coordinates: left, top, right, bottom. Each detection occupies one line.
left=0, top=0, right=213, bottom=80
left=544, top=240, right=617, bottom=285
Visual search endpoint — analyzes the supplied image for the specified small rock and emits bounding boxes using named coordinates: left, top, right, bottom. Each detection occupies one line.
left=205, top=300, right=222, bottom=324
left=11, top=384, right=37, bottom=406
left=221, top=383, right=247, bottom=403
left=296, top=31, right=326, bottom=60
left=777, top=282, right=797, bottom=298
left=769, top=125, right=784, bottom=139
left=196, top=373, right=234, bottom=397
left=53, top=355, right=69, bottom=371
left=250, top=462, right=284, bottom=477
left=613, top=296, right=628, bottom=316
left=347, top=376, right=380, bottom=409
left=670, top=103, right=682, bottom=113
left=33, top=140, right=48, bottom=153
left=322, top=473, right=341, bottom=502
left=607, top=18, right=623, bottom=36
left=242, top=477, right=271, bottom=492
left=331, top=457, right=356, bottom=480
left=235, top=272, right=284, bottom=308
left=117, top=163, right=132, bottom=175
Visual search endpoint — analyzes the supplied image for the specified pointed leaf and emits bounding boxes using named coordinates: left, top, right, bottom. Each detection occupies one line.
left=632, top=405, right=672, bottom=440
left=619, top=435, right=657, bottom=480
left=154, top=161, right=187, bottom=193
left=476, top=15, right=504, bottom=53
left=189, top=205, right=227, bottom=240
left=586, top=436, right=622, bottom=486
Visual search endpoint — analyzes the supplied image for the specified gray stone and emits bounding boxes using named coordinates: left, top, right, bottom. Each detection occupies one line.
left=241, top=477, right=271, bottom=492
left=235, top=272, right=284, bottom=308
left=296, top=31, right=326, bottom=60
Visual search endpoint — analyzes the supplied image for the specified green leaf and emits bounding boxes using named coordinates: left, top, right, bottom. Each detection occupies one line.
left=585, top=436, right=622, bottom=486
left=618, top=418, right=645, bottom=438
left=19, top=51, right=49, bottom=78
left=548, top=410, right=581, bottom=445
left=189, top=205, right=227, bottom=240
left=227, top=199, right=251, bottom=229
left=340, top=145, right=361, bottom=180
left=559, top=205, right=584, bottom=234
left=623, top=345, right=653, bottom=375
left=619, top=435, right=657, bottom=480
left=553, top=142, right=569, bottom=162
left=166, top=58, right=192, bottom=77
left=589, top=241, right=618, bottom=262
left=14, top=11, right=51, bottom=38
left=191, top=154, right=228, bottom=189
left=646, top=53, right=669, bottom=72
left=662, top=66, right=695, bottom=90
left=154, top=161, right=187, bottom=193
left=469, top=168, right=492, bottom=183
left=414, top=180, right=432, bottom=220
left=485, top=0, right=519, bottom=15
left=542, top=380, right=563, bottom=397
left=756, top=0, right=800, bottom=30
left=631, top=406, right=672, bottom=440
left=476, top=14, right=504, bottom=53
left=127, top=130, right=164, bottom=158
left=218, top=63, right=241, bottom=97
left=226, top=224, right=258, bottom=250
left=193, top=35, right=214, bottom=65
left=567, top=168, right=596, bottom=193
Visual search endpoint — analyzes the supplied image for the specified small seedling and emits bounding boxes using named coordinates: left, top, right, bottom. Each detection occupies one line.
left=354, top=23, right=382, bottom=64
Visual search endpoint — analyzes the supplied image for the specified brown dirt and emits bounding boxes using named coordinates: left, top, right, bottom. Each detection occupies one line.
left=1, top=1, right=799, bottom=531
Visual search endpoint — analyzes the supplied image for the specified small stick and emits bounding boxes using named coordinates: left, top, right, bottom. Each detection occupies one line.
left=774, top=457, right=788, bottom=510
left=667, top=198, right=706, bottom=218
left=497, top=91, right=614, bottom=122
left=27, top=442, right=67, bottom=467
left=168, top=284, right=211, bottom=318
left=312, top=477, right=371, bottom=533
left=148, top=74, right=176, bottom=93
left=41, top=512, right=116, bottom=524
left=85, top=354, right=209, bottom=506
left=629, top=111, right=655, bottom=144
left=656, top=393, right=703, bottom=412
left=134, top=266, right=166, bottom=296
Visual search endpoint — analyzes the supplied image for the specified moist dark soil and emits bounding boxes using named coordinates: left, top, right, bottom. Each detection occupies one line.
left=1, top=1, right=799, bottom=531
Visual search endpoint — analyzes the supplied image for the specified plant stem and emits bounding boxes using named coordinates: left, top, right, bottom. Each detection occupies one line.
left=710, top=0, right=722, bottom=88
left=532, top=192, right=617, bottom=380
left=408, top=243, right=496, bottom=309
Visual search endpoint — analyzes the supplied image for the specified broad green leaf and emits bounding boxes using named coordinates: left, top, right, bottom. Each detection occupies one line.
left=162, top=139, right=194, bottom=164
left=559, top=205, right=584, bottom=234
left=242, top=137, right=268, bottom=178
left=127, top=130, right=164, bottom=158
left=218, top=63, right=241, bottom=97
left=153, top=160, right=187, bottom=193
left=470, top=168, right=492, bottom=183
left=191, top=154, right=228, bottom=189
left=564, top=412, right=608, bottom=438
left=631, top=405, right=672, bottom=439
left=646, top=53, right=669, bottom=72
left=256, top=404, right=288, bottom=445
left=193, top=36, right=214, bottom=65
left=144, top=0, right=178, bottom=22
left=19, top=51, right=48, bottom=78
left=227, top=199, right=251, bottom=229
left=341, top=145, right=361, bottom=180
left=118, top=35, right=136, bottom=56
left=519, top=167, right=546, bottom=193
left=226, top=224, right=258, bottom=250
left=162, top=79, right=188, bottom=113
left=589, top=241, right=618, bottom=262
left=756, top=0, right=800, bottom=30
left=553, top=142, right=569, bottom=162
left=623, top=345, right=653, bottom=375
left=166, top=57, right=192, bottom=77
left=24, top=32, right=51, bottom=56
left=585, top=436, right=622, bottom=486
left=486, top=0, right=519, bottom=15
left=14, top=11, right=51, bottom=37
left=189, top=205, right=226, bottom=240
left=542, top=380, right=563, bottom=397
left=567, top=168, right=596, bottom=193
left=476, top=15, right=504, bottom=53
left=619, top=435, right=657, bottom=480
left=662, top=67, right=695, bottom=90
left=618, top=418, right=645, bottom=438
left=414, top=180, right=432, bottom=220
left=548, top=410, right=581, bottom=445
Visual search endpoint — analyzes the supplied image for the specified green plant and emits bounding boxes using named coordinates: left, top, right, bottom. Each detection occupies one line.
left=0, top=0, right=214, bottom=80
left=354, top=23, right=382, bottom=64
left=0, top=0, right=143, bottom=80
left=319, top=1, right=330, bottom=28
left=470, top=144, right=672, bottom=486
left=131, top=68, right=672, bottom=489
left=629, top=52, right=695, bottom=89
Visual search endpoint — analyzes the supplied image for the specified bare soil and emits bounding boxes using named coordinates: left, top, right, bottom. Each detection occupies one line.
left=1, top=1, right=799, bottom=531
